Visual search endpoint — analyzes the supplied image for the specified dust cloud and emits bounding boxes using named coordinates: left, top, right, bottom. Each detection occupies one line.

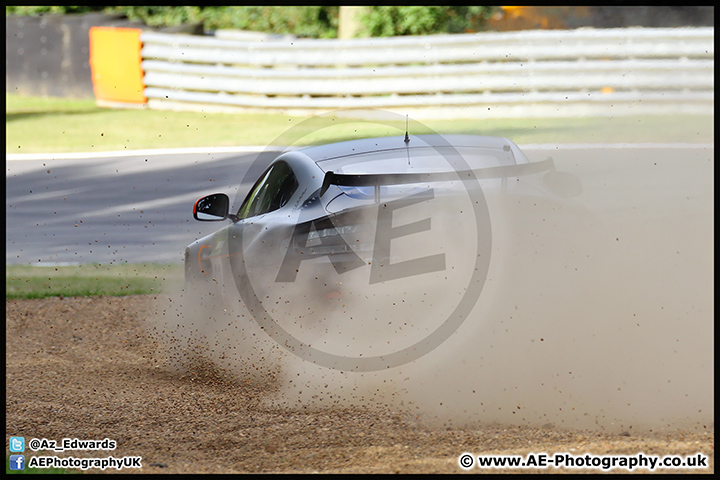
left=149, top=144, right=713, bottom=434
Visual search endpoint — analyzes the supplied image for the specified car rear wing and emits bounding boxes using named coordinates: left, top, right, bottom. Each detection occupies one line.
left=319, top=157, right=557, bottom=197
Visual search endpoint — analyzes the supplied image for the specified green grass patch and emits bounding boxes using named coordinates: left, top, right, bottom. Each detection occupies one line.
left=6, top=93, right=713, bottom=154
left=5, top=263, right=183, bottom=300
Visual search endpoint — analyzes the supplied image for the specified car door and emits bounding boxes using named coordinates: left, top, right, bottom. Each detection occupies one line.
left=223, top=161, right=300, bottom=293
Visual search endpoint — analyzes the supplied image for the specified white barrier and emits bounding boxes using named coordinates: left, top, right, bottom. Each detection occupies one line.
left=140, top=27, right=714, bottom=118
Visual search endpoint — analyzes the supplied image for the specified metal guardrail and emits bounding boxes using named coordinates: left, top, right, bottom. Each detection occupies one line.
left=140, top=27, right=714, bottom=118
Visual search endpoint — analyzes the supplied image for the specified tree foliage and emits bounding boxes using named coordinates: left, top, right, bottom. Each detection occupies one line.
left=103, top=6, right=340, bottom=38
left=5, top=6, right=497, bottom=38
left=5, top=6, right=105, bottom=16
left=358, top=6, right=498, bottom=37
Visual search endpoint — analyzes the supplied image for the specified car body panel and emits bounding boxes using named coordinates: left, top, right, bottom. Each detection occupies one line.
left=184, top=134, right=578, bottom=314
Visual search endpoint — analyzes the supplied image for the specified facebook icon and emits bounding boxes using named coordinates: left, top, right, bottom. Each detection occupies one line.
left=9, top=455, right=25, bottom=471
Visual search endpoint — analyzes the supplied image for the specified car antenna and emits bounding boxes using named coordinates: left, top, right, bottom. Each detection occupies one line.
left=404, top=115, right=411, bottom=165
left=404, top=115, right=410, bottom=143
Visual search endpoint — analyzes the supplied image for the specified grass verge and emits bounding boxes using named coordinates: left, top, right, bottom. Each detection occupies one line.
left=5, top=263, right=183, bottom=300
left=6, top=93, right=713, bottom=154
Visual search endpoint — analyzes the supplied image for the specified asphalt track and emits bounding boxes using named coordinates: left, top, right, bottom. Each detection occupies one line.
left=5, top=143, right=712, bottom=266
left=6, top=147, right=275, bottom=265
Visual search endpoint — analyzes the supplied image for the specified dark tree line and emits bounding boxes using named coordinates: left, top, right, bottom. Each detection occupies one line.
left=5, top=6, right=499, bottom=38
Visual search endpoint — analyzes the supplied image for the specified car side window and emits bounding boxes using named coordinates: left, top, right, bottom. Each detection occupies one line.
left=237, top=161, right=299, bottom=220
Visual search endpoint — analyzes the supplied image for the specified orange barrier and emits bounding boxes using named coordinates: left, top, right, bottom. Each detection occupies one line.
left=89, top=26, right=146, bottom=104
